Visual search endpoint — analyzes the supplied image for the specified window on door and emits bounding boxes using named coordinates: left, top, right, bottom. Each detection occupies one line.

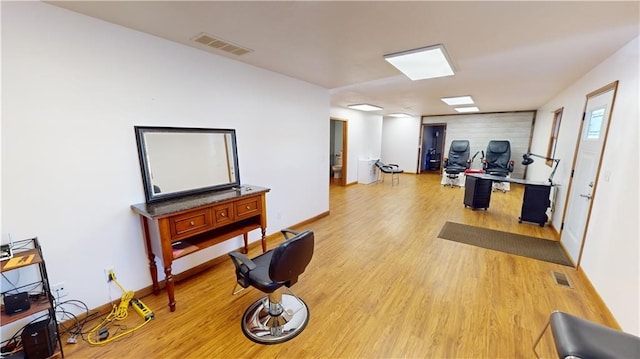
left=585, top=107, right=605, bottom=140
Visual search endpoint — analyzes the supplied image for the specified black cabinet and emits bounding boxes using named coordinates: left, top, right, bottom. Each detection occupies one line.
left=519, top=184, right=551, bottom=226
left=464, top=175, right=492, bottom=210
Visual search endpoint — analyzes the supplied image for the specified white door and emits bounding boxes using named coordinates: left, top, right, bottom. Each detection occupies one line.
left=561, top=82, right=617, bottom=265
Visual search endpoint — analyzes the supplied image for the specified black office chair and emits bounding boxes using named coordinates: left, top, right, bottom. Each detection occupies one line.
left=443, top=140, right=471, bottom=187
left=375, top=160, right=404, bottom=186
left=229, top=229, right=314, bottom=344
left=483, top=140, right=514, bottom=192
left=533, top=310, right=640, bottom=359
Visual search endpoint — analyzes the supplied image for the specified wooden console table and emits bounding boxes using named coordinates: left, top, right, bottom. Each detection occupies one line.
left=131, top=185, right=270, bottom=312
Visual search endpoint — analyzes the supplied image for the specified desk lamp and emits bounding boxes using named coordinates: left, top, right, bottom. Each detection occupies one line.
left=522, top=153, right=560, bottom=185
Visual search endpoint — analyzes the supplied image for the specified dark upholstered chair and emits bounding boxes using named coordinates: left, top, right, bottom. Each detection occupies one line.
left=375, top=160, right=404, bottom=186
left=483, top=140, right=514, bottom=177
left=533, top=311, right=640, bottom=359
left=483, top=140, right=514, bottom=192
left=443, top=140, right=471, bottom=187
left=229, top=229, right=314, bottom=344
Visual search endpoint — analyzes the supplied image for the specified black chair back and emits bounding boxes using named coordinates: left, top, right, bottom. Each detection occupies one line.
left=445, top=140, right=470, bottom=172
left=269, top=230, right=315, bottom=286
left=484, top=140, right=513, bottom=176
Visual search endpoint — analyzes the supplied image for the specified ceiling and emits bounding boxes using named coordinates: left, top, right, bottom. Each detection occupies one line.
left=48, top=1, right=639, bottom=117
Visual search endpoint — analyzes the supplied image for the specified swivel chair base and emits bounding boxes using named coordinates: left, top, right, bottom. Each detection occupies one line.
left=487, top=173, right=509, bottom=193
left=241, top=292, right=309, bottom=344
left=444, top=172, right=461, bottom=187
left=492, top=181, right=508, bottom=193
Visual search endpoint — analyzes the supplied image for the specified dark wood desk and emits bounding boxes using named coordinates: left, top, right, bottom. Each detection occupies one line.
left=466, top=173, right=550, bottom=186
left=464, top=174, right=553, bottom=226
left=131, top=185, right=270, bottom=311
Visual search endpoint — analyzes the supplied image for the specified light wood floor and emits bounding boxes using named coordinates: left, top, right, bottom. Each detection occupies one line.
left=62, top=173, right=616, bottom=358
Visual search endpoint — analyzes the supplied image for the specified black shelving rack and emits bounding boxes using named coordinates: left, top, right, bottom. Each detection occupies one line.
left=1, top=237, right=64, bottom=358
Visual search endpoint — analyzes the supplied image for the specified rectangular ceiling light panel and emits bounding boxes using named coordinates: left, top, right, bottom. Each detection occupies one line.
left=455, top=106, right=480, bottom=113
left=388, top=113, right=412, bottom=118
left=441, top=96, right=474, bottom=106
left=348, top=104, right=383, bottom=111
left=384, top=44, right=455, bottom=81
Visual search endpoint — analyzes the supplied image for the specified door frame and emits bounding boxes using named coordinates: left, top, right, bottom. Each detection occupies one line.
left=559, top=80, right=618, bottom=267
left=330, top=117, right=348, bottom=186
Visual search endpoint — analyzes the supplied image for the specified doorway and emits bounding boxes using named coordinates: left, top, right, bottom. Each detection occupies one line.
left=330, top=118, right=348, bottom=186
left=560, top=81, right=618, bottom=266
left=419, top=124, right=446, bottom=173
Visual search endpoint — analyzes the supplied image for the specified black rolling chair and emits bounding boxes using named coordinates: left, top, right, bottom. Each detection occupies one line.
left=443, top=140, right=471, bottom=187
left=533, top=310, right=640, bottom=359
left=483, top=140, right=514, bottom=192
left=229, top=229, right=314, bottom=344
left=374, top=160, right=404, bottom=186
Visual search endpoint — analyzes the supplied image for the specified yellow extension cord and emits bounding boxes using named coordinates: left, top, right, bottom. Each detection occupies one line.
left=87, top=272, right=152, bottom=345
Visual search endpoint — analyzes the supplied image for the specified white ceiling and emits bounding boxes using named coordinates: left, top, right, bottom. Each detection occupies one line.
left=48, top=1, right=639, bottom=117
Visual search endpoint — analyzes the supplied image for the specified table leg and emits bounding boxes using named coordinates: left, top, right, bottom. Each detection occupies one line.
left=243, top=232, right=249, bottom=254
left=140, top=216, right=160, bottom=295
left=164, top=265, right=176, bottom=312
left=261, top=227, right=267, bottom=252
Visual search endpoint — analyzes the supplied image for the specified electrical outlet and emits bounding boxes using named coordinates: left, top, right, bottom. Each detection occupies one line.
left=104, top=267, right=114, bottom=282
left=52, top=282, right=68, bottom=298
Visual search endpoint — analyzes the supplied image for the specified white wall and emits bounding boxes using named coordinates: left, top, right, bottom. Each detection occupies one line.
left=381, top=116, right=422, bottom=173
left=330, top=107, right=383, bottom=184
left=1, top=1, right=329, bottom=339
left=532, top=37, right=639, bottom=335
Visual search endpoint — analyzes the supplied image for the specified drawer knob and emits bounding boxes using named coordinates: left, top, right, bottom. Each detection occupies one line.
left=190, top=221, right=195, bottom=226
left=246, top=205, right=251, bottom=210
left=221, top=213, right=226, bottom=217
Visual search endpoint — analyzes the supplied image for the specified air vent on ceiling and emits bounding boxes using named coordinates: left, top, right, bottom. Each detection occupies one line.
left=193, top=33, right=252, bottom=56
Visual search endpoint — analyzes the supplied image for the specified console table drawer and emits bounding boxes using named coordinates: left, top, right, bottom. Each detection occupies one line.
left=212, top=203, right=234, bottom=227
left=235, top=197, right=261, bottom=218
left=170, top=209, right=212, bottom=239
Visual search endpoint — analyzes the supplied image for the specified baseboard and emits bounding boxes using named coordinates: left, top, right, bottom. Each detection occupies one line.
left=548, top=222, right=561, bottom=240
left=286, top=211, right=330, bottom=229
left=544, top=234, right=620, bottom=331
left=554, top=230, right=576, bottom=270
left=575, top=266, right=622, bottom=330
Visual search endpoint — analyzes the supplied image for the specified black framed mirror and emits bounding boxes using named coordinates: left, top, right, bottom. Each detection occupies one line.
left=134, top=126, right=241, bottom=203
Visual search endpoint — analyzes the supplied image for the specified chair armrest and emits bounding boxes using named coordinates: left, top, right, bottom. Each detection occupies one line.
left=229, top=251, right=257, bottom=270
left=281, top=229, right=300, bottom=240
left=229, top=251, right=256, bottom=289
left=443, top=157, right=450, bottom=167
left=508, top=160, right=515, bottom=172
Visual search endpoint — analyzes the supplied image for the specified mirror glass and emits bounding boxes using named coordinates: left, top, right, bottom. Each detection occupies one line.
left=134, top=126, right=240, bottom=203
